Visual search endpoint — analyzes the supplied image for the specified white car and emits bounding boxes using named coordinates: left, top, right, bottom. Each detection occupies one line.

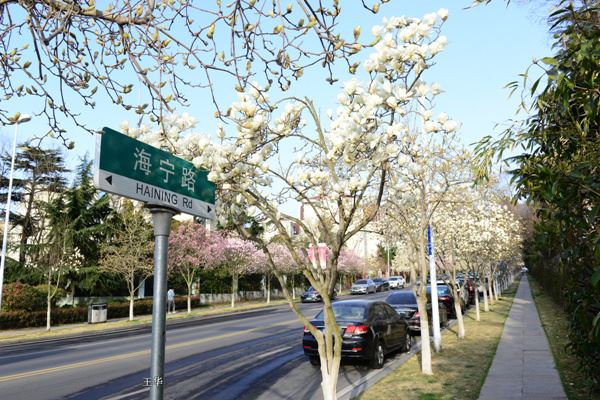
left=388, top=276, right=405, bottom=289
left=350, top=279, right=376, bottom=294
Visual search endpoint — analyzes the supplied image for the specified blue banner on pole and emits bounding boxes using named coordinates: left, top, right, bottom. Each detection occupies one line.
left=427, top=225, right=433, bottom=256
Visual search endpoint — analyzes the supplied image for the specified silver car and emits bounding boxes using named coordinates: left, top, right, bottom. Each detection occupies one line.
left=350, top=279, right=376, bottom=294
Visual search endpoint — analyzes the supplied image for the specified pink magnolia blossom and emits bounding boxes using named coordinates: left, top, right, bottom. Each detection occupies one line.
left=338, top=249, right=364, bottom=274
left=169, top=222, right=216, bottom=272
left=209, top=233, right=261, bottom=275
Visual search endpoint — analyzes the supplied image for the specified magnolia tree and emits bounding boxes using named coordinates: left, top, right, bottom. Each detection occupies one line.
left=337, top=248, right=364, bottom=288
left=433, top=197, right=475, bottom=339
left=0, top=0, right=393, bottom=144
left=382, top=129, right=471, bottom=371
left=99, top=201, right=153, bottom=321
left=209, top=234, right=260, bottom=308
left=36, top=246, right=83, bottom=331
left=169, top=222, right=216, bottom=313
left=262, top=243, right=299, bottom=302
left=126, top=10, right=454, bottom=399
left=445, top=185, right=523, bottom=321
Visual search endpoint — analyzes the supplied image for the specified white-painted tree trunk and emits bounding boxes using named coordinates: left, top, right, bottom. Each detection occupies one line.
left=317, top=301, right=343, bottom=400
left=267, top=273, right=271, bottom=304
left=487, top=275, right=495, bottom=305
left=129, top=296, right=134, bottom=321
left=492, top=278, right=499, bottom=301
left=417, top=294, right=433, bottom=374
left=231, top=274, right=238, bottom=308
left=483, top=281, right=490, bottom=312
left=46, top=294, right=52, bottom=331
left=452, top=290, right=465, bottom=339
left=475, top=290, right=481, bottom=321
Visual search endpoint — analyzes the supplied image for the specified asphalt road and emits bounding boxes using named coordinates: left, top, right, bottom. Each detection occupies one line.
left=0, top=290, right=413, bottom=400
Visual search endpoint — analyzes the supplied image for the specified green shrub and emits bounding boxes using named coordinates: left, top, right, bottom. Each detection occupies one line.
left=1, top=282, right=46, bottom=312
left=0, top=307, right=88, bottom=329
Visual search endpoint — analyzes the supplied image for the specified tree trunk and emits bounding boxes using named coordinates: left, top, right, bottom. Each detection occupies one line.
left=451, top=285, right=465, bottom=339
left=46, top=291, right=52, bottom=331
left=475, top=289, right=481, bottom=321
left=46, top=272, right=52, bottom=331
left=292, top=275, right=296, bottom=300
left=129, top=295, right=134, bottom=321
left=492, top=278, right=499, bottom=301
left=416, top=293, right=433, bottom=374
left=483, top=279, right=490, bottom=312
left=231, top=274, right=238, bottom=308
left=318, top=297, right=343, bottom=400
left=487, top=274, right=495, bottom=305
left=267, top=273, right=271, bottom=304
left=187, top=280, right=192, bottom=313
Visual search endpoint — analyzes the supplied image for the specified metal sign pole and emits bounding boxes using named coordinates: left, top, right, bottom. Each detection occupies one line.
left=148, top=206, right=177, bottom=400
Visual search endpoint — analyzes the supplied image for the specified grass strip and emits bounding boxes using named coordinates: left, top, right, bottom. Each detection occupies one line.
left=356, top=280, right=520, bottom=400
left=0, top=299, right=292, bottom=344
left=529, top=277, right=598, bottom=400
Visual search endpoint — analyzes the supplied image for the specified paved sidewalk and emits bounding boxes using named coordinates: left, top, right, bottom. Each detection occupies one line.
left=479, top=275, right=567, bottom=400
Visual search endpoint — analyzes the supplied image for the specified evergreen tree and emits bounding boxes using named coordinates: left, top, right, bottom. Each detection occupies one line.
left=0, top=144, right=68, bottom=267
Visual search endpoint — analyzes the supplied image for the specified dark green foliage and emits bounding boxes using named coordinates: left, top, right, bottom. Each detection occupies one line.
left=41, top=156, right=117, bottom=297
left=0, top=144, right=68, bottom=266
left=477, top=1, right=600, bottom=391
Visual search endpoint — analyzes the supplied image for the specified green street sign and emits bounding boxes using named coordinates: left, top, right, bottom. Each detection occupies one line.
left=93, top=127, right=216, bottom=219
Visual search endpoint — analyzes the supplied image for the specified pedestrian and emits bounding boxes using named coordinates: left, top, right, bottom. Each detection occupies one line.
left=167, top=288, right=175, bottom=314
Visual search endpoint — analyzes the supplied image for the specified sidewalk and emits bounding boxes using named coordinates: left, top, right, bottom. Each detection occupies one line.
left=479, top=275, right=567, bottom=400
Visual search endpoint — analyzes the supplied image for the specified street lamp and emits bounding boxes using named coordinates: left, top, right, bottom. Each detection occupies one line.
left=0, top=114, right=32, bottom=313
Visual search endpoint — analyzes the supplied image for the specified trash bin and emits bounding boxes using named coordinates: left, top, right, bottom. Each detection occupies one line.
left=88, top=303, right=108, bottom=324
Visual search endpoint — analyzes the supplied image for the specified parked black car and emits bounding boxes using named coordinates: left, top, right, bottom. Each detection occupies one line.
left=426, top=284, right=463, bottom=319
left=302, top=300, right=412, bottom=368
left=385, top=290, right=448, bottom=335
left=300, top=286, right=337, bottom=303
left=372, top=278, right=390, bottom=292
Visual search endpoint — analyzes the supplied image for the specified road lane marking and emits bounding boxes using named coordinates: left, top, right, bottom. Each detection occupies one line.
left=256, top=346, right=294, bottom=359
left=0, top=318, right=300, bottom=383
left=105, top=387, right=149, bottom=400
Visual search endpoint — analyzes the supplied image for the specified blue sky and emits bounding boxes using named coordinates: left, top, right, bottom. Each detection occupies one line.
left=1, top=1, right=553, bottom=174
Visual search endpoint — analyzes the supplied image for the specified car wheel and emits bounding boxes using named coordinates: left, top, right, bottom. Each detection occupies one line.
left=403, top=332, right=412, bottom=352
left=309, top=356, right=320, bottom=366
left=370, top=341, right=385, bottom=369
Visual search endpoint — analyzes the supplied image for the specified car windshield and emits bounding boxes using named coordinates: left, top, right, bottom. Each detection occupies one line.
left=373, top=278, right=384, bottom=282
left=427, top=286, right=451, bottom=295
left=354, top=280, right=367, bottom=285
left=389, top=277, right=398, bottom=281
left=306, top=287, right=317, bottom=292
left=315, top=304, right=367, bottom=320
left=386, top=292, right=416, bottom=305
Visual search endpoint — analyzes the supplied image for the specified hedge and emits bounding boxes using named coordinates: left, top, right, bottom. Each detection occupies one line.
left=0, top=296, right=201, bottom=330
